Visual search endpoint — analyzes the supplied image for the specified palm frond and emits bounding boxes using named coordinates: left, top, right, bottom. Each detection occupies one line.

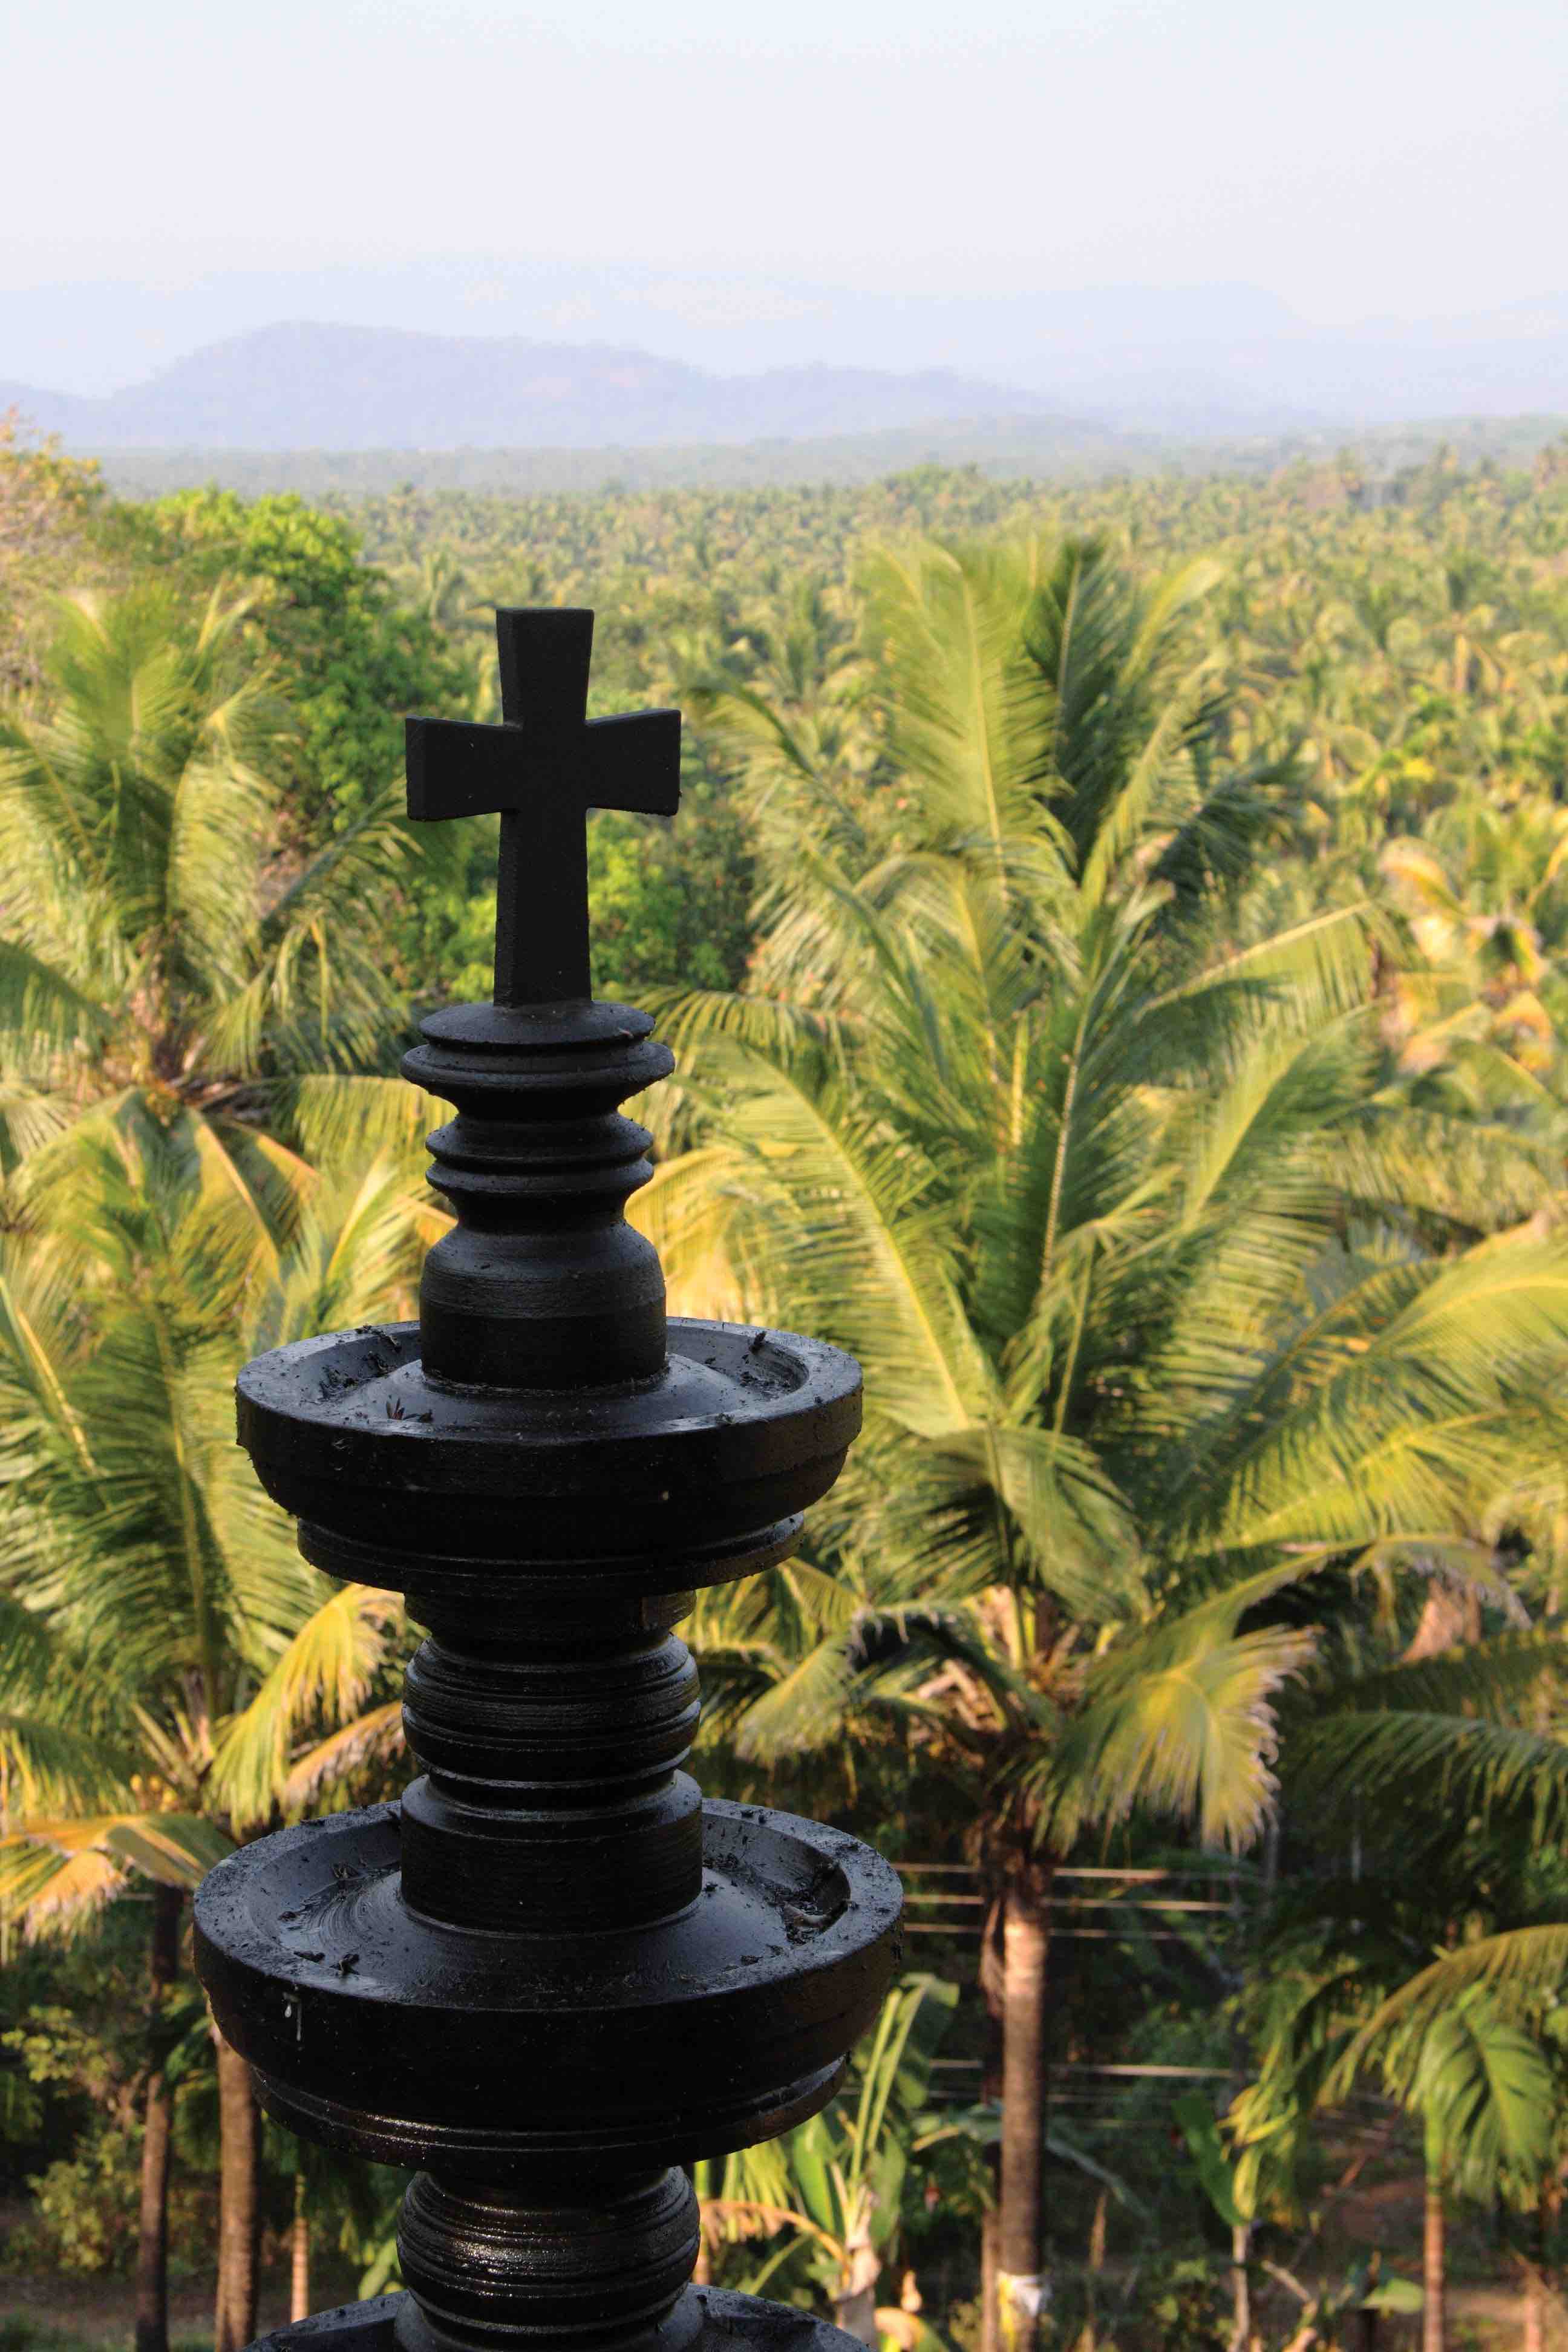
left=211, top=1584, right=400, bottom=1827
left=0, top=1810, right=233, bottom=1937
left=279, top=1699, right=405, bottom=1814
left=1037, top=1611, right=1318, bottom=1851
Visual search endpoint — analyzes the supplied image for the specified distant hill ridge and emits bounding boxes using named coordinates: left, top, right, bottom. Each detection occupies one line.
left=0, top=321, right=1085, bottom=452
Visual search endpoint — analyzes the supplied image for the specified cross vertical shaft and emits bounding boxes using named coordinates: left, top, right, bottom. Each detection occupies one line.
left=494, top=802, right=586, bottom=1005
left=494, top=609, right=595, bottom=1008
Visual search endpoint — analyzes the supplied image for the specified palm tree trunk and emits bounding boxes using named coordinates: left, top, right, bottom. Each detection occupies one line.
left=981, top=2204, right=1001, bottom=2352
left=214, top=2028, right=261, bottom=2352
left=134, top=1883, right=182, bottom=2352
left=1521, top=2183, right=1555, bottom=2352
left=291, top=2171, right=311, bottom=2323
left=1423, top=2171, right=1446, bottom=2352
left=1523, top=2258, right=1545, bottom=2352
left=998, top=1867, right=1051, bottom=2352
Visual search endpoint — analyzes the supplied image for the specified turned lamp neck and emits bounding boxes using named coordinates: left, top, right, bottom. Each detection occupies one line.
left=403, top=998, right=675, bottom=1391
left=399, top=1604, right=704, bottom=1936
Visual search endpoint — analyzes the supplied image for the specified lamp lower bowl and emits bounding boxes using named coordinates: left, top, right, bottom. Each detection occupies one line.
left=246, top=2287, right=874, bottom=2352
left=195, top=1798, right=902, bottom=2171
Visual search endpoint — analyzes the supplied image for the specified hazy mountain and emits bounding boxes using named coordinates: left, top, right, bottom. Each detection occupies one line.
left=3, top=265, right=1567, bottom=435
left=0, top=322, right=1099, bottom=451
left=0, top=268, right=1308, bottom=398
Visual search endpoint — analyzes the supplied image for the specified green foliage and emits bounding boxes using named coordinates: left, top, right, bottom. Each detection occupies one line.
left=1172, top=2092, right=1247, bottom=2230
left=588, top=791, right=753, bottom=1002
left=696, top=1975, right=957, bottom=2314
left=108, top=488, right=469, bottom=831
left=0, top=413, right=104, bottom=696
left=1412, top=1991, right=1555, bottom=2198
left=4, top=2119, right=143, bottom=2273
left=1138, top=2256, right=1228, bottom=2350
left=0, top=1971, right=211, bottom=2281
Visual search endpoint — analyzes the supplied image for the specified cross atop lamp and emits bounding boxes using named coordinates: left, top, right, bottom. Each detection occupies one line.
left=406, top=609, right=681, bottom=1005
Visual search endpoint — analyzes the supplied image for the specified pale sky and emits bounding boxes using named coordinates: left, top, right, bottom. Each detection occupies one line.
left=3, top=0, right=1565, bottom=322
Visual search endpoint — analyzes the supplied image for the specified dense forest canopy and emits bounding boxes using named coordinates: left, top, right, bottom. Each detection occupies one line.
left=7, top=410, right=1568, bottom=2352
left=84, top=410, right=1568, bottom=500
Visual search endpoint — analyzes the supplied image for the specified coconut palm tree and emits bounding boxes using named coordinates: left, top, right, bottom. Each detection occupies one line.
left=1377, top=789, right=1568, bottom=1172
left=1211, top=1594, right=1568, bottom=2351
left=643, top=535, right=1568, bottom=2347
left=1407, top=1998, right=1554, bottom=2352
left=0, top=1100, right=421, bottom=2351
left=0, top=586, right=411, bottom=1174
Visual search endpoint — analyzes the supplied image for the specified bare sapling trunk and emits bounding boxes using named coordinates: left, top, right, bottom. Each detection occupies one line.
left=214, top=2027, right=261, bottom=2352
left=134, top=1883, right=183, bottom=2352
left=1228, top=2218, right=1252, bottom=2352
left=291, top=2169, right=312, bottom=2323
left=834, top=2263, right=880, bottom=2345
left=998, top=1866, right=1051, bottom=2352
left=1423, top=2169, right=1446, bottom=2352
left=834, top=2197, right=881, bottom=2347
left=1083, top=2185, right=1108, bottom=2350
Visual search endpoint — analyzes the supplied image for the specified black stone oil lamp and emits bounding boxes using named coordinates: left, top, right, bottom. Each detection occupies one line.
left=194, top=610, right=903, bottom=2352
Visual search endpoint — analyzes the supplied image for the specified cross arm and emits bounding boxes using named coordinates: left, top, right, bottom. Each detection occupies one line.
left=583, top=709, right=683, bottom=816
left=405, top=717, right=525, bottom=822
